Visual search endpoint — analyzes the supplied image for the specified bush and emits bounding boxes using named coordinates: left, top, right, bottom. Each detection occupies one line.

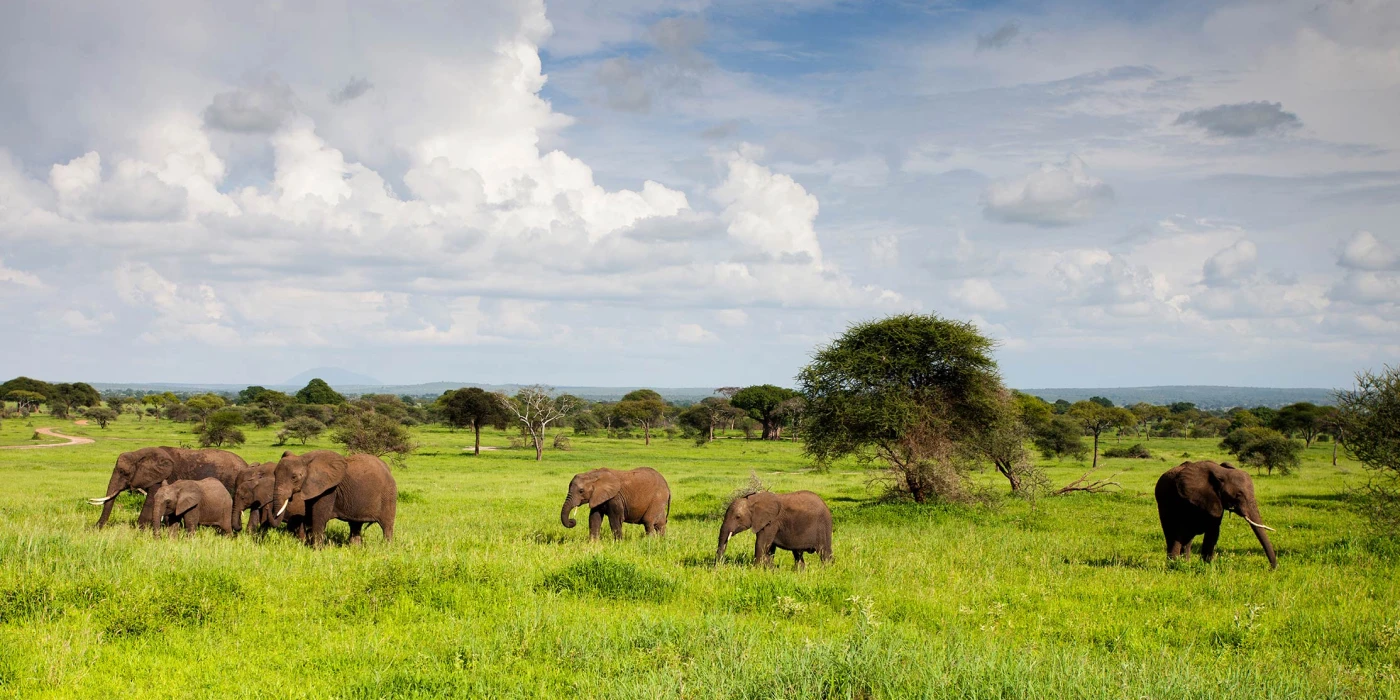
left=1220, top=427, right=1302, bottom=475
left=552, top=433, right=572, bottom=451
left=1032, top=416, right=1089, bottom=462
left=283, top=416, right=327, bottom=445
left=199, top=409, right=247, bottom=448
left=245, top=407, right=278, bottom=429
left=539, top=556, right=673, bottom=603
left=86, top=407, right=119, bottom=429
left=1102, top=443, right=1151, bottom=459
left=332, top=412, right=415, bottom=461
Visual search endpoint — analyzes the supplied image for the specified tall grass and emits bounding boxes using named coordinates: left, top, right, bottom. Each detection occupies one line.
left=0, top=417, right=1395, bottom=697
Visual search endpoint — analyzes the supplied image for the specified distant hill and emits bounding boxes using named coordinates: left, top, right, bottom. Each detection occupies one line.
left=89, top=380, right=723, bottom=404
left=283, top=367, right=381, bottom=386
left=1020, top=386, right=1336, bottom=409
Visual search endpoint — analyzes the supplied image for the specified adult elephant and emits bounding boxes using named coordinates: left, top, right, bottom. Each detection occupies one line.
left=1155, top=461, right=1278, bottom=569
left=560, top=467, right=670, bottom=540
left=272, top=451, right=396, bottom=547
left=716, top=491, right=832, bottom=569
left=89, top=447, right=247, bottom=529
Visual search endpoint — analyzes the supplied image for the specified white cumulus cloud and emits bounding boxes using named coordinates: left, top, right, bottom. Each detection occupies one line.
left=982, top=156, right=1113, bottom=227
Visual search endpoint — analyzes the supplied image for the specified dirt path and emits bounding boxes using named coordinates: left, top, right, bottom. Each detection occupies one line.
left=0, top=427, right=96, bottom=450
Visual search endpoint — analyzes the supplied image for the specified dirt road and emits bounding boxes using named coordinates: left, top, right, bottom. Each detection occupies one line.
left=0, top=427, right=95, bottom=450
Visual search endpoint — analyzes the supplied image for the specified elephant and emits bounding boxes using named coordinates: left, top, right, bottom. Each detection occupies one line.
left=152, top=478, right=233, bottom=536
left=1155, top=461, right=1278, bottom=569
left=89, top=447, right=247, bottom=529
left=560, top=467, right=670, bottom=540
left=232, top=462, right=287, bottom=535
left=716, top=490, right=832, bottom=569
left=271, top=450, right=396, bottom=547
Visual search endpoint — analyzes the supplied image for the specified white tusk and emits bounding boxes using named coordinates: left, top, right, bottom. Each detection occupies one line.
left=724, top=532, right=732, bottom=544
left=1240, top=514, right=1276, bottom=532
left=88, top=495, right=114, bottom=504
left=276, top=500, right=290, bottom=517
left=570, top=507, right=578, bottom=519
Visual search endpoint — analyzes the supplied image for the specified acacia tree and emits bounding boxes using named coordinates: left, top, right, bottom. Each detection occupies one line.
left=731, top=385, right=800, bottom=440
left=495, top=385, right=574, bottom=461
left=6, top=390, right=45, bottom=413
left=1068, top=401, right=1137, bottom=471
left=1272, top=402, right=1324, bottom=447
left=437, top=387, right=509, bottom=455
left=800, top=314, right=1006, bottom=503
left=615, top=389, right=667, bottom=445
left=1336, top=366, right=1400, bottom=526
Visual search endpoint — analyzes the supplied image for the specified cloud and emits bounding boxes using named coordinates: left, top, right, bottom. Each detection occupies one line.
left=1338, top=231, right=1398, bottom=270
left=869, top=234, right=898, bottom=267
left=596, top=57, right=652, bottom=113
left=1175, top=101, right=1302, bottom=138
left=674, top=323, right=717, bottom=343
left=114, top=263, right=239, bottom=344
left=202, top=77, right=296, bottom=133
left=1202, top=239, right=1258, bottom=287
left=952, top=278, right=1007, bottom=311
left=649, top=16, right=706, bottom=55
left=0, top=258, right=43, bottom=288
left=713, top=148, right=823, bottom=266
left=330, top=77, right=374, bottom=104
left=1330, top=271, right=1400, bottom=305
left=982, top=156, right=1113, bottom=227
left=976, top=21, right=1021, bottom=50
left=715, top=309, right=748, bottom=327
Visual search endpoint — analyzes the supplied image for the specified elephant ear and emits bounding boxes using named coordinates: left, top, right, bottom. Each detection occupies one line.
left=747, top=492, right=783, bottom=534
left=588, top=472, right=622, bottom=508
left=133, top=448, right=177, bottom=487
left=175, top=487, right=199, bottom=516
left=1178, top=465, right=1224, bottom=518
left=302, top=452, right=348, bottom=500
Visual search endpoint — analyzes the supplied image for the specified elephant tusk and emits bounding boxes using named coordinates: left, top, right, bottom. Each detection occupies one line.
left=88, top=495, right=115, bottom=504
left=570, top=507, right=578, bottom=519
left=724, top=532, right=732, bottom=544
left=276, top=500, right=290, bottom=517
left=1240, top=514, right=1276, bottom=532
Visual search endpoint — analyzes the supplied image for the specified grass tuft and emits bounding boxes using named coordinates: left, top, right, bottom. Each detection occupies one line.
left=540, top=555, right=674, bottom=603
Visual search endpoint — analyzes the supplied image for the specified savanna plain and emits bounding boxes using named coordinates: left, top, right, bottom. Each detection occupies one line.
left=0, top=418, right=1396, bottom=698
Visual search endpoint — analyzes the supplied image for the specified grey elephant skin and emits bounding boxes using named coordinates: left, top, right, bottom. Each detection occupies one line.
left=560, top=467, right=670, bottom=540
left=153, top=478, right=234, bottom=536
left=272, top=451, right=397, bottom=547
left=90, top=447, right=247, bottom=529
left=232, top=462, right=302, bottom=535
left=716, top=490, right=833, bottom=569
left=1155, top=461, right=1278, bottom=569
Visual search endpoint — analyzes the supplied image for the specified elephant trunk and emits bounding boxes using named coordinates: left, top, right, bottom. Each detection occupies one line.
left=715, top=523, right=735, bottom=565
left=231, top=493, right=245, bottom=533
left=92, top=470, right=129, bottom=527
left=1243, top=503, right=1278, bottom=569
left=561, top=493, right=580, bottom=529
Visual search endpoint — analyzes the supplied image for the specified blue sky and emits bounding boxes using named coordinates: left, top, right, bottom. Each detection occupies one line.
left=0, top=0, right=1396, bottom=388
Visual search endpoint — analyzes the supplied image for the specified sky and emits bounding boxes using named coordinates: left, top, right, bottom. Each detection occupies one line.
left=0, top=0, right=1396, bottom=389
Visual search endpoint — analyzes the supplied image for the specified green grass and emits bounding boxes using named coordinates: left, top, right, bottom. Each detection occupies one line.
left=0, top=415, right=1397, bottom=698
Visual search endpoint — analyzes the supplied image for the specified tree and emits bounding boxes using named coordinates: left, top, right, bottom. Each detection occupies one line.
left=283, top=416, right=327, bottom=445
left=237, top=385, right=269, bottom=405
left=1272, top=402, right=1324, bottom=447
left=1088, top=396, right=1115, bottom=407
left=87, top=407, right=119, bottom=429
left=495, top=386, right=574, bottom=461
left=731, top=385, right=801, bottom=440
left=980, top=392, right=1045, bottom=493
left=1068, top=401, right=1136, bottom=471
left=1130, top=403, right=1169, bottom=440
left=199, top=409, right=247, bottom=448
left=1220, top=427, right=1302, bottom=475
left=1032, top=416, right=1089, bottom=462
left=1013, top=391, right=1052, bottom=436
left=437, top=387, right=509, bottom=455
left=775, top=396, right=807, bottom=441
left=185, top=393, right=227, bottom=429
left=799, top=314, right=1006, bottom=503
left=333, top=411, right=416, bottom=462
left=245, top=407, right=278, bottom=429
left=0, top=377, right=54, bottom=400
left=296, top=378, right=346, bottom=405
left=6, top=390, right=45, bottom=413
left=1336, top=365, right=1400, bottom=490
left=616, top=389, right=667, bottom=445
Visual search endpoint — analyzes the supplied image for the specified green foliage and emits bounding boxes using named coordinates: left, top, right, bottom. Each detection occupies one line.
left=281, top=416, right=327, bottom=445
left=730, top=385, right=800, bottom=440
left=799, top=313, right=1004, bottom=503
left=295, top=378, right=346, bottom=405
left=436, top=387, right=509, bottom=432
left=1272, top=402, right=1325, bottom=446
left=333, top=411, right=415, bottom=460
left=616, top=389, right=668, bottom=443
left=1102, top=443, right=1151, bottom=459
left=1337, top=366, right=1400, bottom=530
left=539, top=556, right=673, bottom=603
left=1033, top=415, right=1089, bottom=461
left=244, top=407, right=278, bottom=429
left=236, top=385, right=269, bottom=405
left=5, top=390, right=45, bottom=412
left=1088, top=396, right=1114, bottom=407
left=1220, top=427, right=1302, bottom=475
left=199, top=409, right=247, bottom=448
left=85, top=407, right=119, bottom=429
left=0, top=376, right=54, bottom=400
left=184, top=393, right=227, bottom=427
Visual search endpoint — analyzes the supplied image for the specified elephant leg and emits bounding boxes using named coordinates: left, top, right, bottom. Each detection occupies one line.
left=588, top=509, right=604, bottom=541
left=820, top=540, right=832, bottom=564
left=609, top=512, right=624, bottom=541
left=793, top=550, right=805, bottom=571
left=137, top=485, right=160, bottom=529
left=348, top=521, right=364, bottom=546
left=380, top=515, right=394, bottom=543
left=308, top=495, right=335, bottom=548
left=1200, top=522, right=1221, bottom=563
left=1182, top=538, right=1193, bottom=558
left=184, top=516, right=198, bottom=535
left=754, top=529, right=776, bottom=567
left=1166, top=537, right=1183, bottom=559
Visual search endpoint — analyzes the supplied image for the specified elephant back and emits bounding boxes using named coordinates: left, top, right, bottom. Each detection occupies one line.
left=332, top=454, right=397, bottom=522
left=177, top=448, right=249, bottom=494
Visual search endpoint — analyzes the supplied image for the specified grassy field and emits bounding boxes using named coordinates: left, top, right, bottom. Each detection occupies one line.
left=0, top=415, right=1396, bottom=698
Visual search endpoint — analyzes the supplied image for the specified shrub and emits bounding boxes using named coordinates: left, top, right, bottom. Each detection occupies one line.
left=1220, top=427, right=1302, bottom=475
left=86, top=407, right=119, bottom=429
left=245, top=407, right=278, bottom=429
left=283, top=416, right=327, bottom=445
left=552, top=433, right=572, bottom=451
left=1032, top=416, right=1089, bottom=462
left=332, top=412, right=416, bottom=461
left=199, top=409, right=247, bottom=448
left=539, top=556, right=672, bottom=602
left=1103, top=443, right=1151, bottom=459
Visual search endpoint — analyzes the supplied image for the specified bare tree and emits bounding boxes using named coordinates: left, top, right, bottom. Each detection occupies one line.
left=495, top=385, right=575, bottom=461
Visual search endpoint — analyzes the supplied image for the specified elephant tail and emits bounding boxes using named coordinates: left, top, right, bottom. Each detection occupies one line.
left=666, top=494, right=671, bottom=521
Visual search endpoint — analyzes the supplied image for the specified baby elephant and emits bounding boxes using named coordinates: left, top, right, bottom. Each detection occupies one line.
left=716, top=491, right=832, bottom=569
left=153, top=478, right=233, bottom=536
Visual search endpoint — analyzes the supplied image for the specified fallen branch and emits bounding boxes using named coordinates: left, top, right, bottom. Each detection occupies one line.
left=1055, top=469, right=1122, bottom=495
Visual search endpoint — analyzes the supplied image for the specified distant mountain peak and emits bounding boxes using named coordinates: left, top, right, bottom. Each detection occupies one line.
left=282, top=367, right=382, bottom=387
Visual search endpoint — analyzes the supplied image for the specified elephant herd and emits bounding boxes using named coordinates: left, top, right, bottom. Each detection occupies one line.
left=88, top=446, right=397, bottom=547
left=86, top=447, right=1276, bottom=569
